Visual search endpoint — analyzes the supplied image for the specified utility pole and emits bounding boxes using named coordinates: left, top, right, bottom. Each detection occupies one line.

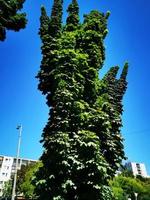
left=11, top=125, right=22, bottom=200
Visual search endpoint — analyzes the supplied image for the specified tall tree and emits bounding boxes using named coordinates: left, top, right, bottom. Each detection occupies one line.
left=0, top=0, right=27, bottom=41
left=34, top=0, right=128, bottom=199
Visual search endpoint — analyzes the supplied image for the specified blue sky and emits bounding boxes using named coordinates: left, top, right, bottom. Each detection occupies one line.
left=0, top=0, right=150, bottom=174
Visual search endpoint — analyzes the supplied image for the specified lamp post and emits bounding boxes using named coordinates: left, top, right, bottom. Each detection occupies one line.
left=11, top=125, right=22, bottom=200
left=135, top=192, right=138, bottom=200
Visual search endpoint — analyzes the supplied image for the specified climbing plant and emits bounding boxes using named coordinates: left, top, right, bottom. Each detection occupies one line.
left=34, top=1, right=128, bottom=199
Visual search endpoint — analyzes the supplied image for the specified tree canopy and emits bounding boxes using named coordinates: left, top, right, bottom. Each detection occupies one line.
left=110, top=174, right=150, bottom=200
left=34, top=0, right=128, bottom=199
left=20, top=162, right=42, bottom=198
left=0, top=0, right=27, bottom=41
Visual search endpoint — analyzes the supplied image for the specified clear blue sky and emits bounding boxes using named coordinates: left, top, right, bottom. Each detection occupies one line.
left=0, top=0, right=150, bottom=174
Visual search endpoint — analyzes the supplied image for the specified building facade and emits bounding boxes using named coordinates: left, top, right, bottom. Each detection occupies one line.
left=0, top=155, right=37, bottom=196
left=125, top=162, right=148, bottom=177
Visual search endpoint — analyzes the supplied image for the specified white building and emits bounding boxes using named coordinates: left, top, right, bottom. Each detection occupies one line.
left=0, top=155, right=37, bottom=196
left=125, top=162, right=148, bottom=177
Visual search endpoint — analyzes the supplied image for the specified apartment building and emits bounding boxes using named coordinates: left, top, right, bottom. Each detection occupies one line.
left=125, top=162, right=148, bottom=177
left=0, top=155, right=37, bottom=196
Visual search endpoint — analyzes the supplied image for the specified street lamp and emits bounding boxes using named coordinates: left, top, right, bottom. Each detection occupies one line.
left=135, top=192, right=138, bottom=200
left=11, top=125, right=22, bottom=200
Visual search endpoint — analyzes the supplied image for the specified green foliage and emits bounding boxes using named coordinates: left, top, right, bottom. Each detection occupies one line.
left=66, top=0, right=79, bottom=31
left=111, top=186, right=126, bottom=200
left=20, top=162, right=42, bottom=198
left=0, top=0, right=27, bottom=41
left=16, top=164, right=29, bottom=194
left=39, top=6, right=49, bottom=39
left=15, top=162, right=42, bottom=198
left=110, top=175, right=150, bottom=200
left=2, top=180, right=12, bottom=198
left=35, top=0, right=128, bottom=199
left=102, top=63, right=128, bottom=115
left=121, top=169, right=134, bottom=178
left=49, top=0, right=63, bottom=37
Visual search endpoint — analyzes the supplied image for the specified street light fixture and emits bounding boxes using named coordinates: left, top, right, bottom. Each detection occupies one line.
left=11, top=125, right=22, bottom=200
left=135, top=192, right=138, bottom=200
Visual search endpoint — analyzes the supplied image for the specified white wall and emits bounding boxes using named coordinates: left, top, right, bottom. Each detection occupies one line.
left=0, top=155, right=37, bottom=196
left=0, top=156, right=13, bottom=196
left=130, top=162, right=148, bottom=178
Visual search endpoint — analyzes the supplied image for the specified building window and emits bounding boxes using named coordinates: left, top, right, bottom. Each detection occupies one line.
left=0, top=157, right=3, bottom=160
left=136, top=163, right=140, bottom=168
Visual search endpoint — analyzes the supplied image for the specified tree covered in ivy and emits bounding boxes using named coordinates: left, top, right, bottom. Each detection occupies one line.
left=34, top=0, right=128, bottom=199
left=0, top=0, right=27, bottom=41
